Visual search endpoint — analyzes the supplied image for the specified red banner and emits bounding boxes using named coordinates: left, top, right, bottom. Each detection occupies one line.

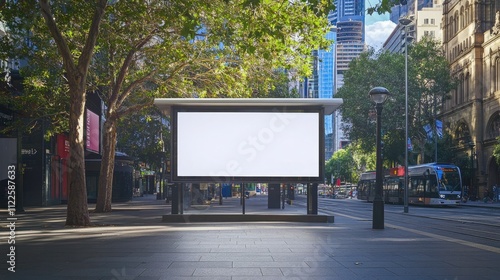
left=56, top=134, right=70, bottom=158
left=86, top=109, right=100, bottom=153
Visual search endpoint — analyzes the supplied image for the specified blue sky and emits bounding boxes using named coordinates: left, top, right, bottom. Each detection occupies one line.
left=364, top=1, right=397, bottom=50
left=365, top=0, right=391, bottom=26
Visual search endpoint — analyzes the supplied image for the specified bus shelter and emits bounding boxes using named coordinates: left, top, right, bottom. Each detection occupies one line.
left=154, top=98, right=342, bottom=222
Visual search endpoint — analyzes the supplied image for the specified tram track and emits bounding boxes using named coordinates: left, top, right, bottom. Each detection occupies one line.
left=319, top=198, right=500, bottom=227
left=313, top=198, right=500, bottom=252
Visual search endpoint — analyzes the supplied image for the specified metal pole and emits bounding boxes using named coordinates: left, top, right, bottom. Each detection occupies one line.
left=16, top=127, right=25, bottom=213
left=219, top=184, right=223, bottom=205
left=281, top=184, right=285, bottom=209
left=404, top=25, right=409, bottom=214
left=242, top=183, right=246, bottom=214
left=179, top=183, right=184, bottom=214
left=171, top=184, right=178, bottom=214
left=434, top=94, right=438, bottom=162
left=373, top=102, right=384, bottom=229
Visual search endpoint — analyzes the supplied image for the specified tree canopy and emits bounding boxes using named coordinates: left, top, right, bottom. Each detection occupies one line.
left=116, top=107, right=169, bottom=170
left=1, top=0, right=336, bottom=225
left=325, top=147, right=356, bottom=184
left=336, top=37, right=455, bottom=167
left=494, top=138, right=500, bottom=166
left=366, top=0, right=409, bottom=15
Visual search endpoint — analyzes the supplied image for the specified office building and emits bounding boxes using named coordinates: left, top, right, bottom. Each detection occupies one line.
left=332, top=0, right=366, bottom=153
left=440, top=0, right=500, bottom=199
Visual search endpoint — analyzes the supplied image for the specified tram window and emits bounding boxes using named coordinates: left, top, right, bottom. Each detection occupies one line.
left=417, top=179, right=425, bottom=196
left=426, top=179, right=435, bottom=192
left=425, top=177, right=440, bottom=198
left=409, top=179, right=420, bottom=196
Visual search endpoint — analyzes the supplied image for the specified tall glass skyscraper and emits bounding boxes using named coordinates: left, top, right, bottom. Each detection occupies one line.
left=329, top=0, right=365, bottom=38
left=306, top=0, right=366, bottom=160
left=317, top=29, right=337, bottom=160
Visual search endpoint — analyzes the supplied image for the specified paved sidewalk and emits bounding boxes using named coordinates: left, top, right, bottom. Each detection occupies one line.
left=459, top=199, right=500, bottom=209
left=1, top=195, right=499, bottom=280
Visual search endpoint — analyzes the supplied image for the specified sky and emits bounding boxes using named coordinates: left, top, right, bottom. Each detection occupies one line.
left=364, top=1, right=397, bottom=50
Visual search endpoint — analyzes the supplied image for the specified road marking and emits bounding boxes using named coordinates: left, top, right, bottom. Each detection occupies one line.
left=334, top=212, right=500, bottom=254
left=386, top=223, right=500, bottom=254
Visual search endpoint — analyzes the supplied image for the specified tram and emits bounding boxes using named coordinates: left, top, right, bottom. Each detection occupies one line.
left=357, top=163, right=463, bottom=206
left=356, top=171, right=375, bottom=201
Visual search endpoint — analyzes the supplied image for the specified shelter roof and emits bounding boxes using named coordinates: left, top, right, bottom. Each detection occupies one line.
left=154, top=98, right=343, bottom=115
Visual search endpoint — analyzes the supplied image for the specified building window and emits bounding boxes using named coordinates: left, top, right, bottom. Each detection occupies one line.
left=449, top=15, right=454, bottom=38
left=460, top=6, right=465, bottom=29
left=487, top=113, right=500, bottom=139
left=454, top=86, right=458, bottom=106
left=496, top=58, right=500, bottom=93
left=465, top=73, right=470, bottom=101
left=469, top=2, right=473, bottom=24
left=451, top=89, right=456, bottom=108
left=465, top=3, right=469, bottom=26
left=454, top=122, right=471, bottom=146
left=424, top=18, right=429, bottom=25
left=458, top=74, right=465, bottom=104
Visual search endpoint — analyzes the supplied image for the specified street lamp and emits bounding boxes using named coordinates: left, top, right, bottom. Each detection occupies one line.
left=369, top=86, right=391, bottom=229
left=399, top=16, right=413, bottom=214
left=468, top=142, right=476, bottom=201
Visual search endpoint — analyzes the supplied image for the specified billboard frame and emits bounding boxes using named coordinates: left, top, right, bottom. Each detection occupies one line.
left=154, top=98, right=343, bottom=184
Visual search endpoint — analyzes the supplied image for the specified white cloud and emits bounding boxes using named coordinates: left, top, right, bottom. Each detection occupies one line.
left=365, top=20, right=397, bottom=50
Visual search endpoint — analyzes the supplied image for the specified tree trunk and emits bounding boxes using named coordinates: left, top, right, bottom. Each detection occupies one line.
left=65, top=90, right=91, bottom=227
left=95, top=117, right=117, bottom=213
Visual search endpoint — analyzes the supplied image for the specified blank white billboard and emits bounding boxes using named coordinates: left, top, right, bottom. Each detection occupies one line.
left=174, top=110, right=321, bottom=181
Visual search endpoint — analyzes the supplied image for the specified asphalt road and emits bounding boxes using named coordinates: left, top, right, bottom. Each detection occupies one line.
left=310, top=196, right=500, bottom=254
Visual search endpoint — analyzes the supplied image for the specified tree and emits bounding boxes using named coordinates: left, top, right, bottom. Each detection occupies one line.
left=261, top=70, right=299, bottom=98
left=325, top=148, right=356, bottom=184
left=337, top=38, right=454, bottom=167
left=1, top=0, right=334, bottom=225
left=494, top=138, right=500, bottom=166
left=409, top=36, right=456, bottom=163
left=366, top=0, right=409, bottom=15
left=1, top=1, right=109, bottom=226
left=336, top=48, right=406, bottom=158
left=116, top=107, right=169, bottom=170
left=84, top=0, right=335, bottom=213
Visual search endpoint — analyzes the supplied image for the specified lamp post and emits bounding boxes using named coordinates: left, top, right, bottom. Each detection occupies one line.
left=369, top=87, right=391, bottom=229
left=468, top=142, right=475, bottom=201
left=399, top=16, right=413, bottom=214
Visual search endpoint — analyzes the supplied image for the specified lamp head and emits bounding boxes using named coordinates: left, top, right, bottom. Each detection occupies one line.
left=399, top=17, right=413, bottom=26
left=369, top=87, right=391, bottom=104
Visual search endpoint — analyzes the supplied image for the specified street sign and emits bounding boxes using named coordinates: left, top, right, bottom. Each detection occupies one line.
left=21, top=148, right=37, bottom=155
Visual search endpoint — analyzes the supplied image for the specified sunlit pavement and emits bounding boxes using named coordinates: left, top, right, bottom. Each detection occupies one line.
left=1, top=194, right=499, bottom=279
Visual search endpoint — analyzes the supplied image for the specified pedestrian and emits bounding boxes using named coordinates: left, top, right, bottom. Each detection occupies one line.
left=462, top=186, right=469, bottom=203
left=484, top=188, right=491, bottom=203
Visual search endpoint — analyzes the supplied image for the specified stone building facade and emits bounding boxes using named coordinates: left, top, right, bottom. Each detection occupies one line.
left=441, top=0, right=500, bottom=199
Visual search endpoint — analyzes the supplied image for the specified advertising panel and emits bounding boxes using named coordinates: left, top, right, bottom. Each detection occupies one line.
left=86, top=109, right=100, bottom=153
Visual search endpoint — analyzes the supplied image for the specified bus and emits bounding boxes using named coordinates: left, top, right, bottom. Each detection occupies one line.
left=357, top=163, right=463, bottom=206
